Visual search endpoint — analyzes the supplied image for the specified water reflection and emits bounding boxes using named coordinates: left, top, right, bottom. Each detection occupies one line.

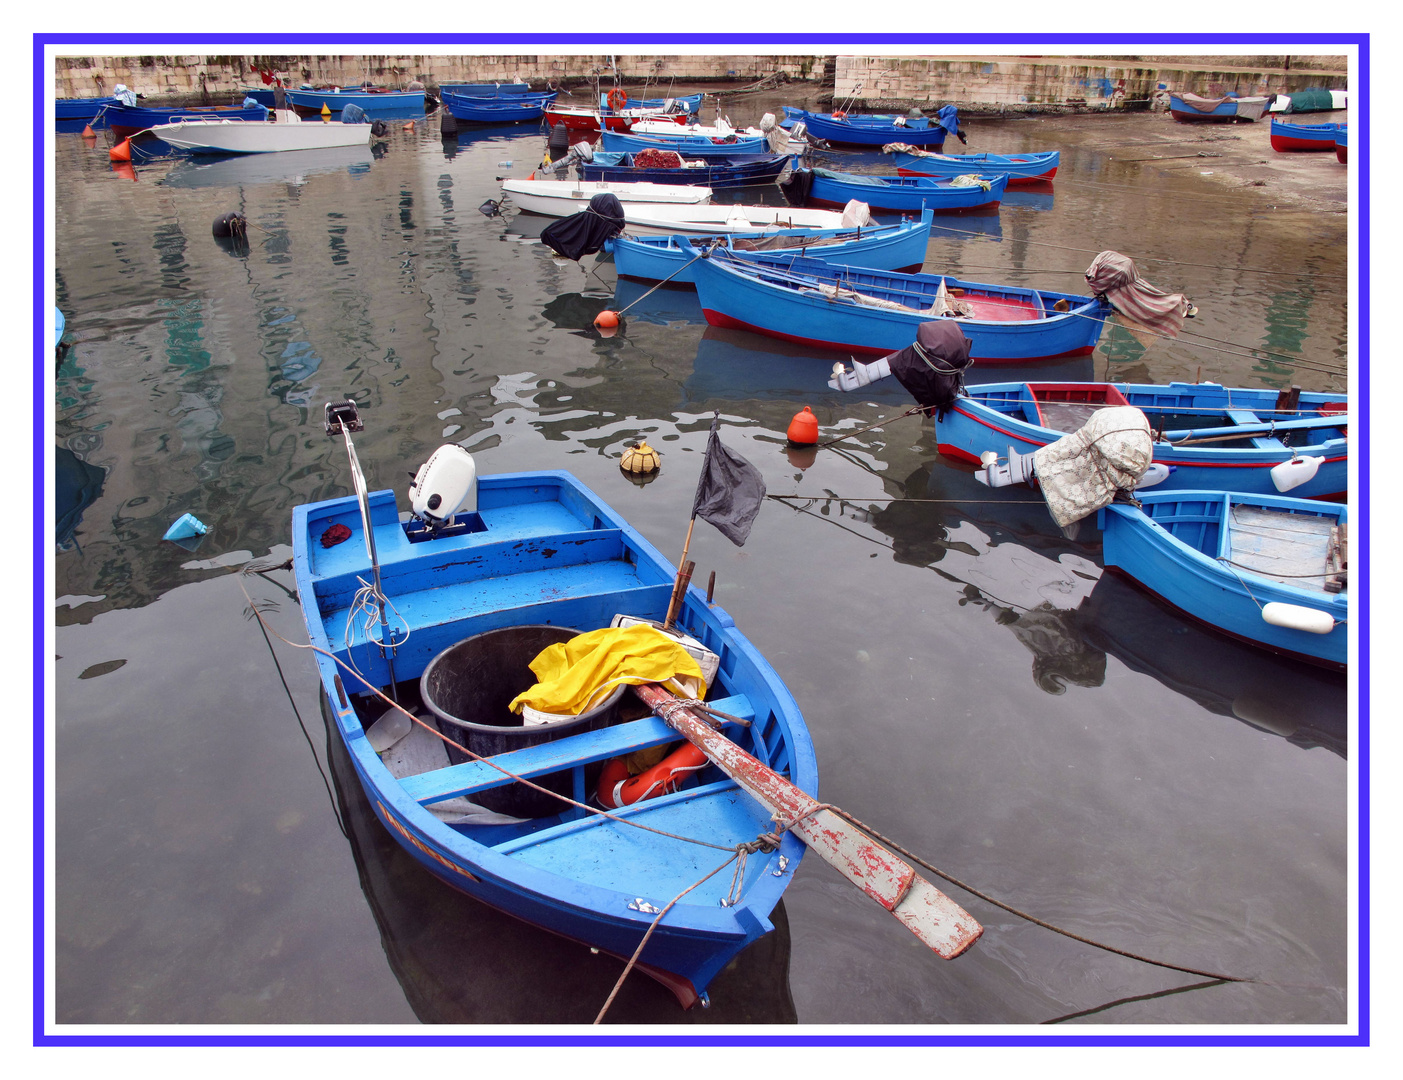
left=161, top=145, right=376, bottom=189
left=322, top=694, right=798, bottom=1024
left=689, top=325, right=914, bottom=402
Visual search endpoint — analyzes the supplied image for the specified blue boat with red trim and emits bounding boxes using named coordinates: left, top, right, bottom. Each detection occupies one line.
left=1270, top=118, right=1344, bottom=152
left=684, top=241, right=1108, bottom=361
left=785, top=167, right=1007, bottom=214
left=886, top=146, right=1059, bottom=185
left=933, top=380, right=1347, bottom=499
left=578, top=149, right=794, bottom=188
left=103, top=100, right=270, bottom=139
left=782, top=104, right=962, bottom=147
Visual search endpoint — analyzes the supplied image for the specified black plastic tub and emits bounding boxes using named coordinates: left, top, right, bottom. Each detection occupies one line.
left=420, top=625, right=622, bottom=817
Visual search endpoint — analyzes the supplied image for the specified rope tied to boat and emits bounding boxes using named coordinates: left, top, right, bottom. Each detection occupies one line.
left=653, top=694, right=751, bottom=728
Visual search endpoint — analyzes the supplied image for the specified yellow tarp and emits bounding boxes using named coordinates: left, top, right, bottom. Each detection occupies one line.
left=508, top=623, right=706, bottom=716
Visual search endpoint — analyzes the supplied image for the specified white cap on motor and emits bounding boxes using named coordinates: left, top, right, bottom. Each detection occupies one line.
left=410, top=445, right=478, bottom=524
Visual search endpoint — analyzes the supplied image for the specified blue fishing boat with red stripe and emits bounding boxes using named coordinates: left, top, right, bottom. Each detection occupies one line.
left=577, top=149, right=794, bottom=188
left=684, top=242, right=1108, bottom=361
left=782, top=104, right=962, bottom=147
left=933, top=381, right=1347, bottom=499
left=1270, top=118, right=1344, bottom=152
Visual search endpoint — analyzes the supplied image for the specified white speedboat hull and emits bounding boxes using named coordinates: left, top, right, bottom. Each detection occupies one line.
left=501, top=178, right=714, bottom=217
left=149, top=115, right=372, bottom=154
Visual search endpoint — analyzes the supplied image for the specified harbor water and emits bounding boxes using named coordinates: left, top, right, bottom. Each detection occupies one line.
left=50, top=86, right=1351, bottom=1028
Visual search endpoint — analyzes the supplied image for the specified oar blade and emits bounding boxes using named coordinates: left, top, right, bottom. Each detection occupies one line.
left=893, top=875, right=984, bottom=959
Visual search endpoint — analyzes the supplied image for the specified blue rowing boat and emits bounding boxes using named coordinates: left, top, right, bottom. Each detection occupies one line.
left=103, top=101, right=269, bottom=138
left=605, top=208, right=932, bottom=284
left=934, top=381, right=1347, bottom=499
left=886, top=146, right=1060, bottom=185
left=285, top=85, right=428, bottom=116
left=685, top=243, right=1109, bottom=361
left=783, top=104, right=961, bottom=147
left=293, top=402, right=979, bottom=1008
left=1169, top=92, right=1270, bottom=123
left=442, top=89, right=557, bottom=124
left=1099, top=490, right=1347, bottom=669
left=786, top=167, right=1007, bottom=214
left=578, top=150, right=793, bottom=188
left=1334, top=126, right=1347, bottom=163
left=1270, top=118, right=1344, bottom=152
left=600, top=129, right=771, bottom=158
left=440, top=81, right=538, bottom=97
left=600, top=92, right=703, bottom=113
left=292, top=407, right=814, bottom=1008
left=56, top=95, right=119, bottom=121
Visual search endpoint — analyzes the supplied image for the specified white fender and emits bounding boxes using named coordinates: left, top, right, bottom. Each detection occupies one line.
left=1271, top=455, right=1322, bottom=492
left=1133, top=462, right=1172, bottom=489
left=1261, top=602, right=1335, bottom=635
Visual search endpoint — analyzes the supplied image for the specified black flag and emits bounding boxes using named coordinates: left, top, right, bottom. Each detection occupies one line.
left=691, top=412, right=766, bottom=546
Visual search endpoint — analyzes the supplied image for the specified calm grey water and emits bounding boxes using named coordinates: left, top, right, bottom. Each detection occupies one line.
left=51, top=87, right=1351, bottom=1030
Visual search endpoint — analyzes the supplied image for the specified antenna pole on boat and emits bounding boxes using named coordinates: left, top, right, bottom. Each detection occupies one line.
left=324, top=400, right=400, bottom=700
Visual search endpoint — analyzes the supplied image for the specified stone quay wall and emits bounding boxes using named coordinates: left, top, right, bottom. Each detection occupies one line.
left=54, top=53, right=1349, bottom=110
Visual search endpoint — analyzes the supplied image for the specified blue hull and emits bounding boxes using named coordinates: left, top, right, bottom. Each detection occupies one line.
left=600, top=129, right=771, bottom=158
left=1270, top=118, right=1343, bottom=152
left=934, top=381, right=1348, bottom=499
left=688, top=244, right=1108, bottom=361
left=580, top=152, right=792, bottom=188
left=56, top=95, right=119, bottom=121
left=285, top=87, right=427, bottom=115
left=605, top=209, right=932, bottom=284
left=441, top=82, right=537, bottom=96
left=293, top=470, right=816, bottom=1008
left=105, top=101, right=268, bottom=135
left=888, top=148, right=1059, bottom=184
left=787, top=107, right=950, bottom=147
left=802, top=169, right=1007, bottom=214
left=1099, top=491, right=1347, bottom=669
left=443, top=89, right=556, bottom=123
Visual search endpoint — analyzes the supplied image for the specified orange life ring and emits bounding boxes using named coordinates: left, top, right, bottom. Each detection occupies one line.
left=832, top=110, right=847, bottom=118
left=607, top=88, right=628, bottom=112
left=595, top=743, right=708, bottom=809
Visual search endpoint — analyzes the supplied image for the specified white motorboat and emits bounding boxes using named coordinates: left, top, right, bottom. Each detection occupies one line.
left=148, top=111, right=373, bottom=154
left=616, top=200, right=867, bottom=234
left=500, top=178, right=714, bottom=217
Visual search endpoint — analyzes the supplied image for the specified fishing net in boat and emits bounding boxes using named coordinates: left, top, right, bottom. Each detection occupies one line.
left=1085, top=250, right=1195, bottom=343
left=1032, top=405, right=1153, bottom=528
left=633, top=147, right=684, bottom=169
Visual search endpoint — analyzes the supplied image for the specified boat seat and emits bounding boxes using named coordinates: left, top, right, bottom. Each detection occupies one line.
left=1227, top=408, right=1287, bottom=450
left=400, top=693, right=757, bottom=806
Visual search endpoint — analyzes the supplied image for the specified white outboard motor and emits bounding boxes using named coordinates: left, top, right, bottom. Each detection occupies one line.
left=410, top=445, right=478, bottom=530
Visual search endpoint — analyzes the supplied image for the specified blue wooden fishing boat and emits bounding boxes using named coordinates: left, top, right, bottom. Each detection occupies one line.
left=440, top=81, right=538, bottom=97
left=782, top=105, right=959, bottom=147
left=1098, top=490, right=1347, bottom=669
left=1270, top=118, right=1344, bottom=152
left=605, top=208, right=932, bottom=284
left=293, top=402, right=979, bottom=1008
left=578, top=150, right=793, bottom=188
left=886, top=146, right=1060, bottom=185
left=788, top=167, right=1006, bottom=214
left=285, top=85, right=428, bottom=117
left=1334, top=126, right=1347, bottom=163
left=103, top=101, right=269, bottom=139
left=600, top=91, right=704, bottom=113
left=684, top=243, right=1109, bottom=361
left=600, top=129, right=771, bottom=158
left=1169, top=92, right=1270, bottom=123
left=934, top=381, right=1347, bottom=499
left=56, top=95, right=119, bottom=122
left=442, top=89, right=557, bottom=124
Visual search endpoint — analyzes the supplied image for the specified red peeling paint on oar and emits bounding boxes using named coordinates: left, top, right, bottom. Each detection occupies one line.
left=634, top=683, right=982, bottom=959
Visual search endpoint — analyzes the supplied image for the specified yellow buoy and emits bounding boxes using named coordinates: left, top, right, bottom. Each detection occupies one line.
left=620, top=441, right=661, bottom=476
left=321, top=103, right=332, bottom=118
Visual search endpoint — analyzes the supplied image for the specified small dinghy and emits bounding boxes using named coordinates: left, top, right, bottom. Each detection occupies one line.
left=291, top=402, right=980, bottom=1008
left=500, top=177, right=714, bottom=217
left=1099, top=490, right=1347, bottom=669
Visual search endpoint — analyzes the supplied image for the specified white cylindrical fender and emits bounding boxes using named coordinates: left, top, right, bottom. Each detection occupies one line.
left=1261, top=601, right=1335, bottom=635
left=1134, top=462, right=1172, bottom=489
left=1271, top=455, right=1322, bottom=492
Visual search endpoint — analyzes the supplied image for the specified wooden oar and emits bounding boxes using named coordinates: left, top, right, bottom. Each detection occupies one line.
left=633, top=682, right=983, bottom=959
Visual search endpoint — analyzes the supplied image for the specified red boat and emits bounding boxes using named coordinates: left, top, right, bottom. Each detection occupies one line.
left=544, top=102, right=690, bottom=135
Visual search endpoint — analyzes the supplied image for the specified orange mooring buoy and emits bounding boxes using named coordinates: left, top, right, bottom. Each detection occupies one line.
left=786, top=406, right=818, bottom=445
left=594, top=310, right=620, bottom=328
left=82, top=124, right=96, bottom=138
left=109, top=138, right=131, bottom=162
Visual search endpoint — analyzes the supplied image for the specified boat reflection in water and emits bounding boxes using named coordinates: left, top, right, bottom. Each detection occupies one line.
left=689, top=325, right=918, bottom=403
left=321, top=695, right=799, bottom=1024
left=160, top=144, right=376, bottom=189
left=830, top=455, right=1346, bottom=754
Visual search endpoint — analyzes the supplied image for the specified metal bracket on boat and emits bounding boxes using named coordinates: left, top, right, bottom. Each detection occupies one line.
left=973, top=445, right=1037, bottom=488
left=324, top=399, right=363, bottom=436
left=628, top=898, right=662, bottom=914
left=772, top=854, right=789, bottom=877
